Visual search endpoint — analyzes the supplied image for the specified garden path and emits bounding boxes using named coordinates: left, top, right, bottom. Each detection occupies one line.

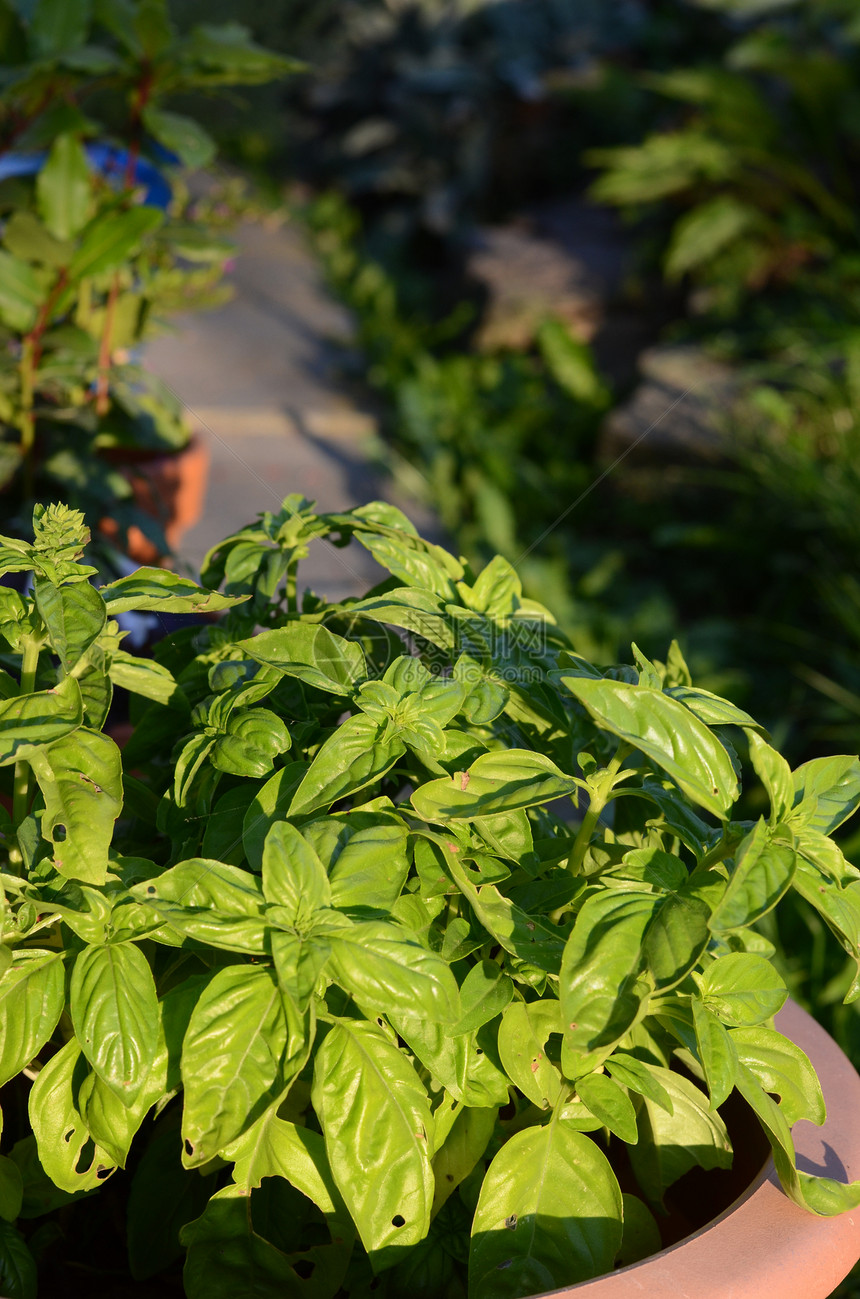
left=143, top=213, right=421, bottom=601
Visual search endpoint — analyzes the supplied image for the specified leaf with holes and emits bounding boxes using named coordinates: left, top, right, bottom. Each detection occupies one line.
left=470, top=1118, right=622, bottom=1298
left=29, top=729, right=122, bottom=883
left=28, top=1040, right=118, bottom=1194
left=312, top=1017, right=434, bottom=1266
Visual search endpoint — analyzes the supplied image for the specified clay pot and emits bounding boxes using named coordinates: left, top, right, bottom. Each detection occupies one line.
left=98, top=431, right=210, bottom=565
left=533, top=1000, right=860, bottom=1299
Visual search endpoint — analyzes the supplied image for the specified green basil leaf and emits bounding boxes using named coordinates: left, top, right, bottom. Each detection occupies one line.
left=643, top=880, right=712, bottom=990
left=33, top=576, right=105, bottom=672
left=692, top=1000, right=738, bottom=1110
left=629, top=1069, right=732, bottom=1205
left=498, top=1000, right=564, bottom=1110
left=131, top=858, right=267, bottom=954
left=747, top=732, right=793, bottom=824
left=140, top=106, right=216, bottom=168
left=236, top=624, right=367, bottom=696
left=576, top=1072, right=638, bottom=1143
left=710, top=819, right=796, bottom=932
left=617, top=1192, right=662, bottom=1269
left=329, top=920, right=459, bottom=1023
left=469, top=1118, right=622, bottom=1298
left=290, top=714, right=404, bottom=817
left=561, top=891, right=657, bottom=1079
left=0, top=1220, right=37, bottom=1299
left=348, top=589, right=456, bottom=651
left=127, top=1123, right=212, bottom=1282
left=411, top=750, right=577, bottom=821
left=99, top=568, right=245, bottom=614
left=242, top=762, right=307, bottom=871
left=262, top=820, right=330, bottom=925
left=791, top=755, right=860, bottom=836
left=107, top=652, right=182, bottom=706
left=0, top=950, right=64, bottom=1088
left=604, top=1053, right=674, bottom=1116
left=181, top=965, right=304, bottom=1166
left=734, top=1064, right=860, bottom=1217
left=728, top=1026, right=824, bottom=1126
left=698, top=953, right=788, bottom=1027
left=312, top=1018, right=434, bottom=1263
left=69, top=941, right=159, bottom=1106
left=0, top=1155, right=23, bottom=1224
left=180, top=1184, right=298, bottom=1299
left=446, top=960, right=513, bottom=1037
left=0, top=251, right=48, bottom=332
left=67, top=206, right=163, bottom=280
left=430, top=1106, right=496, bottom=1218
left=210, top=708, right=290, bottom=778
left=36, top=132, right=92, bottom=240
left=29, top=1039, right=117, bottom=1193
left=666, top=685, right=766, bottom=734
left=0, top=673, right=82, bottom=768
left=561, top=677, right=738, bottom=817
left=29, top=728, right=122, bottom=883
left=326, top=822, right=410, bottom=912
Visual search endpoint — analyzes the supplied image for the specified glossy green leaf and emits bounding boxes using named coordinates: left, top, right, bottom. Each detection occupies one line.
left=99, top=568, right=245, bottom=614
left=748, top=732, right=793, bottom=823
left=329, top=920, right=459, bottom=1022
left=0, top=251, right=47, bottom=332
left=141, top=106, right=216, bottom=168
left=36, top=133, right=92, bottom=240
left=698, top=953, right=788, bottom=1026
left=312, top=1018, right=434, bottom=1263
left=242, top=762, right=307, bottom=871
left=29, top=728, right=122, bottom=883
left=348, top=588, right=455, bottom=651
left=181, top=964, right=303, bottom=1166
left=68, top=206, right=163, bottom=280
left=431, top=1105, right=496, bottom=1217
left=643, top=881, right=712, bottom=990
left=734, top=1064, right=860, bottom=1217
left=33, top=576, right=105, bottom=671
left=791, top=755, right=860, bottom=836
left=0, top=1221, right=36, bottom=1299
left=710, top=819, right=796, bottom=931
left=617, top=1193, right=662, bottom=1269
left=692, top=1000, right=738, bottom=1109
left=0, top=672, right=82, bottom=767
left=629, top=1069, right=732, bottom=1205
left=131, top=858, right=268, bottom=953
left=210, top=708, right=290, bottom=778
left=454, top=876, right=565, bottom=974
left=180, top=1184, right=301, bottom=1299
left=729, top=1026, right=824, bottom=1125
left=576, top=1072, right=638, bottom=1143
left=470, top=1117, right=623, bottom=1298
left=236, top=624, right=367, bottom=696
left=262, top=820, right=330, bottom=926
left=561, top=891, right=657, bottom=1078
left=446, top=961, right=514, bottom=1037
left=605, top=1053, right=674, bottom=1115
left=561, top=677, right=738, bottom=817
left=29, top=1039, right=117, bottom=1193
left=498, top=1000, right=564, bottom=1110
left=290, top=714, right=404, bottom=817
left=0, top=950, right=64, bottom=1088
left=666, top=685, right=765, bottom=733
left=107, top=652, right=182, bottom=705
left=326, top=822, right=410, bottom=912
left=411, top=750, right=577, bottom=821
left=69, top=940, right=159, bottom=1105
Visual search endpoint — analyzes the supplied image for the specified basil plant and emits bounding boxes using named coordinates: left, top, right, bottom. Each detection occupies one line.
left=2, top=498, right=860, bottom=1299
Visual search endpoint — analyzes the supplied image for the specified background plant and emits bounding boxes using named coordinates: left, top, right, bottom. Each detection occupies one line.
left=2, top=498, right=860, bottom=1296
left=0, top=0, right=295, bottom=559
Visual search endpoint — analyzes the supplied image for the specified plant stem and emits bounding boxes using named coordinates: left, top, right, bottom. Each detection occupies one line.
left=567, top=744, right=629, bottom=877
left=9, top=635, right=42, bottom=875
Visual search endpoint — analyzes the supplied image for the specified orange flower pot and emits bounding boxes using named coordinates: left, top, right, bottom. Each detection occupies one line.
left=98, top=430, right=210, bottom=565
left=532, top=1000, right=860, bottom=1298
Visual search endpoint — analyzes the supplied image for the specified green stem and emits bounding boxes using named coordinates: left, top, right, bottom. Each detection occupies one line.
left=285, top=556, right=298, bottom=613
left=9, top=635, right=42, bottom=875
left=548, top=743, right=630, bottom=925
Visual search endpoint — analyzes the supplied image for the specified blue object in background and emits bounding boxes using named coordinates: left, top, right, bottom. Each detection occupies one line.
left=0, top=143, right=173, bottom=209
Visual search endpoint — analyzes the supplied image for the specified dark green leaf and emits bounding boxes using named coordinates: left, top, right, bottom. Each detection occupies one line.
left=141, top=107, right=216, bottom=169
left=36, top=133, right=92, bottom=240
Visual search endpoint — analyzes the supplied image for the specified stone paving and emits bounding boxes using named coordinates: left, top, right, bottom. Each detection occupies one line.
left=143, top=213, right=416, bottom=602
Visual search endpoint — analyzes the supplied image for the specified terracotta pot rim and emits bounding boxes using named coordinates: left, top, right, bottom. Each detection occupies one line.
left=528, top=1000, right=860, bottom=1298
